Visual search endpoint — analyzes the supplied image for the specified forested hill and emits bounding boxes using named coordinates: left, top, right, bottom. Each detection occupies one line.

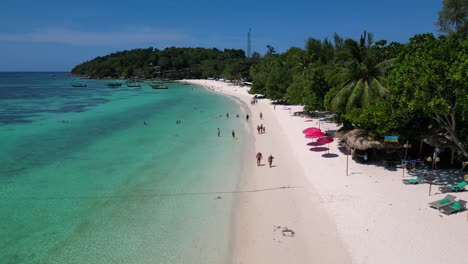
left=71, top=47, right=258, bottom=80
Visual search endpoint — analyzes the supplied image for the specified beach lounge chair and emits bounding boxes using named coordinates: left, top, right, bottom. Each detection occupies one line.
left=438, top=181, right=467, bottom=193
left=439, top=200, right=467, bottom=215
left=428, top=195, right=456, bottom=210
left=402, top=178, right=422, bottom=184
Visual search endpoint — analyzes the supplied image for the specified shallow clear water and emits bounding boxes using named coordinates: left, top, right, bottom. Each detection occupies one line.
left=0, top=73, right=249, bottom=263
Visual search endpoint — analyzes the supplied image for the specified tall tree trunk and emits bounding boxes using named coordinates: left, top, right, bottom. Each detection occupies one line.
left=433, top=112, right=468, bottom=160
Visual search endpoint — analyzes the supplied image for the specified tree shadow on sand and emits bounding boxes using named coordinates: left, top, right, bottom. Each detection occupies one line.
left=407, top=168, right=465, bottom=188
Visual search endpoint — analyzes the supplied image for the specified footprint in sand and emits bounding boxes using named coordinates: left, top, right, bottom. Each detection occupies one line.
left=273, top=225, right=295, bottom=243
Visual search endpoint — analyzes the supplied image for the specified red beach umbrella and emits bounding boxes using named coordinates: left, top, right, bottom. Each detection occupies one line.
left=302, top=127, right=321, bottom=134
left=317, top=137, right=334, bottom=144
left=305, top=130, right=325, bottom=138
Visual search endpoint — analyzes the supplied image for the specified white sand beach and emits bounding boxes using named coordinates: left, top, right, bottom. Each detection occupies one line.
left=185, top=79, right=468, bottom=264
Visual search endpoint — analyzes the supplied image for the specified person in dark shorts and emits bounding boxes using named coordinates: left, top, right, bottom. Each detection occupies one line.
left=256, top=152, right=263, bottom=166
left=268, top=155, right=274, bottom=168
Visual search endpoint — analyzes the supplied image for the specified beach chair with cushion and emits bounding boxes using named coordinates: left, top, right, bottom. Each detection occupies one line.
left=451, top=181, right=467, bottom=191
left=439, top=200, right=467, bottom=215
left=428, top=195, right=456, bottom=210
left=438, top=181, right=467, bottom=193
left=402, top=178, right=422, bottom=185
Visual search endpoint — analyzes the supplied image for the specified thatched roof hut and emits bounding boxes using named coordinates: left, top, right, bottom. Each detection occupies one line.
left=335, top=129, right=387, bottom=150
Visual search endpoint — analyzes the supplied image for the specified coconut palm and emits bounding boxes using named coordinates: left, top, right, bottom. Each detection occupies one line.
left=329, top=31, right=394, bottom=114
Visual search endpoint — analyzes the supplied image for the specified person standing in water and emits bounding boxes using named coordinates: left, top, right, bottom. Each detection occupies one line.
left=246, top=114, right=249, bottom=121
left=256, top=152, right=263, bottom=166
left=232, top=130, right=235, bottom=139
left=268, top=155, right=274, bottom=168
left=217, top=128, right=220, bottom=137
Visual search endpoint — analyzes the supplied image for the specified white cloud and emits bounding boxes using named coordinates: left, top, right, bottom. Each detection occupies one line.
left=0, top=27, right=190, bottom=46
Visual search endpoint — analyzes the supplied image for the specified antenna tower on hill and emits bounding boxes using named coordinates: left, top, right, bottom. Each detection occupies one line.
left=247, top=28, right=251, bottom=58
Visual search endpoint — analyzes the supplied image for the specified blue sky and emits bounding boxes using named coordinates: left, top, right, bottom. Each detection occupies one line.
left=0, top=0, right=442, bottom=71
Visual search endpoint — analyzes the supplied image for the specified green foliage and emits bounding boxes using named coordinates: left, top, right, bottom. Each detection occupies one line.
left=387, top=33, right=468, bottom=158
left=285, top=64, right=330, bottom=111
left=251, top=38, right=335, bottom=108
left=343, top=100, right=397, bottom=138
left=72, top=47, right=254, bottom=80
left=436, top=0, right=468, bottom=38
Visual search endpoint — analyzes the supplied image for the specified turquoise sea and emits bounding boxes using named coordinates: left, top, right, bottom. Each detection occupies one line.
left=0, top=73, right=251, bottom=263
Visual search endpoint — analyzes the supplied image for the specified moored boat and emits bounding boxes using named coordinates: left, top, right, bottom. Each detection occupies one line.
left=107, top=82, right=123, bottom=87
left=125, top=82, right=141, bottom=88
left=150, top=83, right=168, bottom=89
left=72, top=83, right=87, bottom=87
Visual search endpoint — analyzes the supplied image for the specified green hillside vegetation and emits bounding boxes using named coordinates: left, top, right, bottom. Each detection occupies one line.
left=72, top=47, right=258, bottom=80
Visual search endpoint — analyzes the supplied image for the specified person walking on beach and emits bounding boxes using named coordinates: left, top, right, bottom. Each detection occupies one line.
left=246, top=114, right=249, bottom=121
left=262, top=125, right=266, bottom=134
left=257, top=125, right=260, bottom=134
left=260, top=112, right=263, bottom=120
left=217, top=128, right=220, bottom=137
left=232, top=129, right=235, bottom=139
left=256, top=152, right=263, bottom=166
left=268, top=155, right=274, bottom=168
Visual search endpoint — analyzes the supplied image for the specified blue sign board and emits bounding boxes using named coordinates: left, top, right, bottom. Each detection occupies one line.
left=384, top=135, right=399, bottom=143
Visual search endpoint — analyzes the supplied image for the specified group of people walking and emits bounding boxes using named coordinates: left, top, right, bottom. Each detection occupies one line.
left=255, top=111, right=274, bottom=168
left=218, top=107, right=275, bottom=169
left=256, top=152, right=274, bottom=168
left=257, top=124, right=266, bottom=134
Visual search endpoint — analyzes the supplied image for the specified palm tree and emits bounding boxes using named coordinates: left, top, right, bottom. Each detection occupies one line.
left=329, top=31, right=394, bottom=114
left=293, top=38, right=335, bottom=75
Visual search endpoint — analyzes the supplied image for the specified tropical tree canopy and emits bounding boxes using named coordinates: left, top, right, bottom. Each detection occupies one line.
left=436, top=0, right=468, bottom=37
left=387, top=33, right=468, bottom=159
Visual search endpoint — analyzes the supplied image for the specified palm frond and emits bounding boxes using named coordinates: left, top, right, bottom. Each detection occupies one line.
left=370, top=77, right=387, bottom=98
left=331, top=82, right=355, bottom=112
left=346, top=80, right=363, bottom=112
left=375, top=58, right=396, bottom=72
left=361, top=80, right=370, bottom=107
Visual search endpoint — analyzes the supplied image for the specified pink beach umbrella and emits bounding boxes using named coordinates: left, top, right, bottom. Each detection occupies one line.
left=316, top=136, right=334, bottom=154
left=305, top=130, right=325, bottom=139
left=316, top=136, right=334, bottom=145
left=302, top=127, right=321, bottom=134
